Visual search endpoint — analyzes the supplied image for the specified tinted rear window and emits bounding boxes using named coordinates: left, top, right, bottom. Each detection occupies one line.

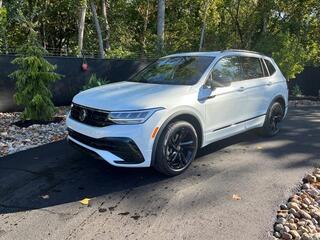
left=265, top=59, right=276, bottom=75
left=240, top=57, right=264, bottom=80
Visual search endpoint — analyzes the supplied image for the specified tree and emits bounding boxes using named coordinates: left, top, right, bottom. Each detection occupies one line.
left=199, top=0, right=212, bottom=51
left=90, top=0, right=104, bottom=58
left=101, top=0, right=111, bottom=51
left=157, top=0, right=165, bottom=53
left=1, top=0, right=319, bottom=78
left=78, top=0, right=87, bottom=55
left=9, top=30, right=61, bottom=121
left=0, top=0, right=7, bottom=53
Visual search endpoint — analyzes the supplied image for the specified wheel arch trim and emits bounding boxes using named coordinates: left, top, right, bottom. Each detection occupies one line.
left=150, top=111, right=204, bottom=166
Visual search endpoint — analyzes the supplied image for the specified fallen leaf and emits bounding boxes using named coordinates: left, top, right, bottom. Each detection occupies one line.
left=232, top=194, right=241, bottom=200
left=79, top=198, right=91, bottom=206
left=41, top=194, right=50, bottom=199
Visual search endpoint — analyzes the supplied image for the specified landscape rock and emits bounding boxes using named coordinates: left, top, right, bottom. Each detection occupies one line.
left=290, top=230, right=301, bottom=239
left=277, top=217, right=287, bottom=224
left=0, top=107, right=69, bottom=157
left=300, top=210, right=312, bottom=220
left=305, top=174, right=317, bottom=183
left=276, top=224, right=285, bottom=232
left=288, top=202, right=301, bottom=211
left=273, top=168, right=320, bottom=239
left=274, top=232, right=282, bottom=238
left=282, top=232, right=293, bottom=240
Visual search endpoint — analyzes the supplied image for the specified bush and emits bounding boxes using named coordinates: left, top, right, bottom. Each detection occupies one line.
left=83, top=74, right=109, bottom=90
left=292, top=84, right=303, bottom=97
left=9, top=30, right=61, bottom=121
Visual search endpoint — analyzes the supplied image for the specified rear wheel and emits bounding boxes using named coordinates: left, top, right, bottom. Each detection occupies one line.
left=259, top=101, right=284, bottom=137
left=154, top=121, right=198, bottom=176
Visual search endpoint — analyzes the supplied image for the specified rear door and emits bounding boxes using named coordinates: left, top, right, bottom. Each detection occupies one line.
left=238, top=56, right=271, bottom=120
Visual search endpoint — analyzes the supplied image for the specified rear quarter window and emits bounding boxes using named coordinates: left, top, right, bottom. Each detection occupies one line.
left=265, top=59, right=276, bottom=75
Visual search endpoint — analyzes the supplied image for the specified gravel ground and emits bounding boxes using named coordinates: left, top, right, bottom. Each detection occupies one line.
left=273, top=169, right=320, bottom=240
left=289, top=100, right=320, bottom=107
left=0, top=107, right=69, bottom=157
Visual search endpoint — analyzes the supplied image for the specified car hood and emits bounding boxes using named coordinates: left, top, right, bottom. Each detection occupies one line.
left=73, top=81, right=192, bottom=111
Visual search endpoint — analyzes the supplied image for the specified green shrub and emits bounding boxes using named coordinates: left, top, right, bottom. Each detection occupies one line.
left=83, top=74, right=109, bottom=90
left=9, top=30, right=61, bottom=121
left=292, top=84, right=303, bottom=97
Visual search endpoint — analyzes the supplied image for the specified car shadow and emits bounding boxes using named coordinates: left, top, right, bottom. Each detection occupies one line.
left=0, top=131, right=254, bottom=215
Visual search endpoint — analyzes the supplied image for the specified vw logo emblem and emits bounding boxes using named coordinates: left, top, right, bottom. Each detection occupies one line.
left=79, top=109, right=87, bottom=122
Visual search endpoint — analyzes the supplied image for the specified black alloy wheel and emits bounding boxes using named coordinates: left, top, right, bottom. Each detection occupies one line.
left=269, top=103, right=283, bottom=134
left=154, top=121, right=198, bottom=176
left=260, top=101, right=284, bottom=137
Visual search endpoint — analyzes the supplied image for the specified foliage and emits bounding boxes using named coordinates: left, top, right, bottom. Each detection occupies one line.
left=9, top=31, right=61, bottom=121
left=2, top=0, right=320, bottom=79
left=105, top=47, right=136, bottom=59
left=83, top=74, right=109, bottom=90
left=0, top=5, right=7, bottom=50
left=292, top=84, right=303, bottom=97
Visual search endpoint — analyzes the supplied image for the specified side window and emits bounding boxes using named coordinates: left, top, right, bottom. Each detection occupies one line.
left=211, top=56, right=242, bottom=83
left=240, top=57, right=264, bottom=80
left=265, top=59, right=276, bottom=75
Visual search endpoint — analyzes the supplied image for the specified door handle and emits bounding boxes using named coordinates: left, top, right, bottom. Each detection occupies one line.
left=267, top=81, right=272, bottom=86
left=206, top=95, right=216, bottom=100
left=238, top=87, right=245, bottom=92
left=199, top=95, right=216, bottom=101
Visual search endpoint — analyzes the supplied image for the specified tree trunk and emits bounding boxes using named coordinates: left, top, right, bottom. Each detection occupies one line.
left=140, top=0, right=150, bottom=56
left=90, top=0, right=105, bottom=58
left=157, top=0, right=165, bottom=53
left=199, top=0, right=212, bottom=51
left=199, top=24, right=206, bottom=51
left=101, top=0, right=111, bottom=51
left=78, top=1, right=87, bottom=56
left=0, top=1, right=2, bottom=8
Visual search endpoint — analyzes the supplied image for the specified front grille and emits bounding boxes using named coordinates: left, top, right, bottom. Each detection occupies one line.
left=68, top=128, right=145, bottom=164
left=70, top=103, right=113, bottom=127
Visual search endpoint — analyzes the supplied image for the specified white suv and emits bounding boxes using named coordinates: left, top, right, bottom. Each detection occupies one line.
left=67, top=50, right=288, bottom=176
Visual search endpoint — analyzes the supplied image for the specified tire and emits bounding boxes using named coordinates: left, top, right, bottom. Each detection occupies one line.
left=259, top=101, right=284, bottom=137
left=154, top=121, right=198, bottom=176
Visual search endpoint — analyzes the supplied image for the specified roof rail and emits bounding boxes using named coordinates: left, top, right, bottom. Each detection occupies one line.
left=221, top=49, right=266, bottom=56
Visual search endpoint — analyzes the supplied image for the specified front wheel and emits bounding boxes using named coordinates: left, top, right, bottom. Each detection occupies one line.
left=154, top=121, right=198, bottom=176
left=259, top=101, right=284, bottom=137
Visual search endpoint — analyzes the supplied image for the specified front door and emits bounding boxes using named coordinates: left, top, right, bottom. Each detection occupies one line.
left=203, top=56, right=247, bottom=144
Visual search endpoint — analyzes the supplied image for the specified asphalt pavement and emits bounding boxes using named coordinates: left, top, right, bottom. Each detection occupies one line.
left=0, top=106, right=319, bottom=240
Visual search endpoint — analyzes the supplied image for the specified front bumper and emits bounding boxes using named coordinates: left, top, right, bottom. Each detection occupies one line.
left=66, top=111, right=164, bottom=168
left=68, top=128, right=144, bottom=164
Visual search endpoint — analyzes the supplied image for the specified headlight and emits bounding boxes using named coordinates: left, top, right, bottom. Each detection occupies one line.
left=108, top=108, right=164, bottom=124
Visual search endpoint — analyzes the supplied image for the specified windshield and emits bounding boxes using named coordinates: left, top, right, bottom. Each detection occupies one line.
left=130, top=56, right=214, bottom=85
